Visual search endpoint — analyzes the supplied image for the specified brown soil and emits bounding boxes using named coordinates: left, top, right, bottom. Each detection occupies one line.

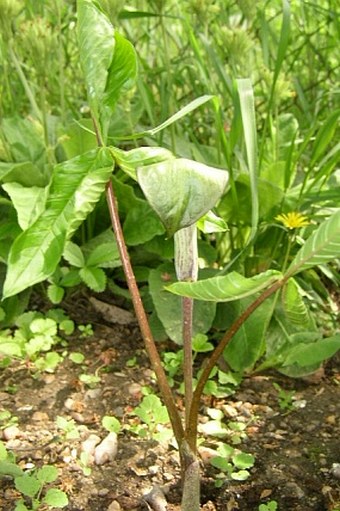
left=0, top=295, right=339, bottom=511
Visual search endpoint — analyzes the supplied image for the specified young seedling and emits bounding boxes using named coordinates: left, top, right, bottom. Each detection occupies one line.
left=259, top=501, right=278, bottom=511
left=273, top=382, right=296, bottom=412
left=210, top=442, right=255, bottom=487
left=131, top=394, right=173, bottom=444
left=0, top=441, right=68, bottom=510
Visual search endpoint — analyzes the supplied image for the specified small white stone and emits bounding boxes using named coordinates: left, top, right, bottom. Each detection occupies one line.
left=331, top=463, right=340, bottom=480
left=64, top=398, right=75, bottom=410
left=94, top=432, right=118, bottom=465
left=107, top=500, right=121, bottom=511
left=3, top=426, right=21, bottom=440
left=81, top=434, right=101, bottom=457
left=127, top=383, right=142, bottom=396
left=32, top=411, right=49, bottom=422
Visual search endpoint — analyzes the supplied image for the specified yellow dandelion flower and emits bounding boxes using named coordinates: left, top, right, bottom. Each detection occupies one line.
left=275, top=212, right=310, bottom=230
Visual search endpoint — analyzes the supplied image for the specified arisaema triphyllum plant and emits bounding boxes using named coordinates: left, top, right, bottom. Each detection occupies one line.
left=2, top=2, right=340, bottom=510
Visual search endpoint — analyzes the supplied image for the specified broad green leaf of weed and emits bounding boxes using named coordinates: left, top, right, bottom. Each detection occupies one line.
left=102, top=416, right=121, bottom=434
left=282, top=335, right=340, bottom=368
left=223, top=294, right=276, bottom=372
left=43, top=488, right=69, bottom=508
left=1, top=117, right=45, bottom=171
left=123, top=200, right=165, bottom=246
left=79, top=267, right=107, bottom=292
left=47, top=284, right=64, bottom=304
left=286, top=209, right=340, bottom=277
left=282, top=278, right=316, bottom=330
left=15, top=474, right=41, bottom=498
left=85, top=242, right=121, bottom=268
left=2, top=183, right=48, bottom=230
left=149, top=263, right=216, bottom=344
left=35, top=352, right=62, bottom=372
left=0, top=337, right=23, bottom=357
left=63, top=242, right=85, bottom=268
left=26, top=336, right=54, bottom=357
left=30, top=318, right=57, bottom=337
left=0, top=460, right=24, bottom=478
left=3, top=149, right=113, bottom=298
left=210, top=456, right=232, bottom=473
left=14, top=500, right=29, bottom=511
left=232, top=452, right=255, bottom=470
left=36, top=465, right=58, bottom=484
left=231, top=469, right=250, bottom=480
left=192, top=334, right=214, bottom=353
left=69, top=352, right=85, bottom=364
left=135, top=395, right=169, bottom=425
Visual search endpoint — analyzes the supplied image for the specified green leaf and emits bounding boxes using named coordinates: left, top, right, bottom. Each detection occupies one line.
left=82, top=228, right=120, bottom=268
left=3, top=148, right=113, bottom=298
left=35, top=351, right=63, bottom=372
left=192, top=333, right=214, bottom=353
left=77, top=0, right=115, bottom=126
left=111, top=146, right=175, bottom=180
left=59, top=319, right=75, bottom=335
left=224, top=294, right=275, bottom=372
left=137, top=158, right=229, bottom=236
left=30, top=318, right=57, bottom=337
left=166, top=270, right=281, bottom=302
left=0, top=338, right=23, bottom=357
left=15, top=474, right=41, bottom=498
left=196, top=210, right=228, bottom=234
left=61, top=119, right=97, bottom=159
left=232, top=452, right=255, bottom=469
left=116, top=95, right=217, bottom=141
left=231, top=469, right=250, bottom=481
left=103, top=31, right=137, bottom=114
left=43, top=488, right=69, bottom=508
left=310, top=109, right=340, bottom=167
left=210, top=456, right=232, bottom=472
left=0, top=442, right=7, bottom=461
left=77, top=0, right=137, bottom=139
left=14, top=501, right=29, bottom=511
left=47, top=284, right=65, bottom=304
left=149, top=263, right=216, bottom=344
left=102, top=416, right=121, bottom=433
left=63, top=242, right=85, bottom=268
left=79, top=267, right=107, bottom=292
left=123, top=199, right=165, bottom=245
left=0, top=161, right=45, bottom=187
left=134, top=395, right=169, bottom=425
left=286, top=209, right=340, bottom=277
left=281, top=278, right=316, bottom=330
left=1, top=117, right=45, bottom=167
left=86, top=242, right=120, bottom=268
left=237, top=79, right=258, bottom=242
left=0, top=460, right=24, bottom=478
left=36, top=465, right=58, bottom=484
left=2, top=183, right=48, bottom=230
left=69, top=352, right=85, bottom=364
left=282, top=335, right=340, bottom=367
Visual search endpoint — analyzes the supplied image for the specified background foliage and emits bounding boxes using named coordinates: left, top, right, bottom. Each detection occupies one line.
left=0, top=0, right=339, bottom=377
